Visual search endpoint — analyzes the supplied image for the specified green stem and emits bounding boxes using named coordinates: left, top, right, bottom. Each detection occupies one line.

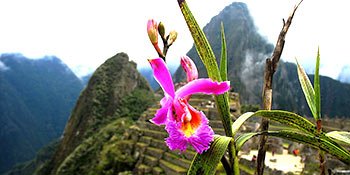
left=161, top=35, right=170, bottom=59
left=233, top=156, right=240, bottom=175
left=221, top=156, right=232, bottom=175
left=232, top=143, right=240, bottom=175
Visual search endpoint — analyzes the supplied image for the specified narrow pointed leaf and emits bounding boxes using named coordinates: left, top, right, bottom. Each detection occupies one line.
left=262, top=131, right=350, bottom=165
left=314, top=48, right=321, bottom=120
left=326, top=131, right=350, bottom=146
left=187, top=136, right=232, bottom=175
left=295, top=58, right=317, bottom=120
left=235, top=132, right=258, bottom=152
left=232, top=112, right=255, bottom=137
left=177, top=0, right=232, bottom=137
left=254, top=110, right=318, bottom=136
left=177, top=0, right=221, bottom=81
left=220, top=22, right=227, bottom=81
left=261, top=130, right=319, bottom=148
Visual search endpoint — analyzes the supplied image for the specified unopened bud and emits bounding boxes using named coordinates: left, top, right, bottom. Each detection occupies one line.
left=168, top=30, right=178, bottom=45
left=158, top=22, right=165, bottom=38
left=181, top=56, right=198, bottom=82
left=147, top=19, right=158, bottom=44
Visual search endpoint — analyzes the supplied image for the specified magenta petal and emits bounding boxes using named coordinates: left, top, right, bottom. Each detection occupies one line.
left=188, top=125, right=214, bottom=153
left=160, top=97, right=168, bottom=106
left=188, top=111, right=214, bottom=154
left=165, top=121, right=188, bottom=153
left=151, top=107, right=169, bottom=125
left=165, top=109, right=214, bottom=154
left=176, top=79, right=230, bottom=98
left=148, top=58, right=175, bottom=98
left=151, top=97, right=172, bottom=125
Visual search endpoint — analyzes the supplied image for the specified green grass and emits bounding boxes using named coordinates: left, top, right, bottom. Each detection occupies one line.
left=283, top=142, right=290, bottom=148
left=239, top=164, right=254, bottom=175
left=159, top=160, right=187, bottom=172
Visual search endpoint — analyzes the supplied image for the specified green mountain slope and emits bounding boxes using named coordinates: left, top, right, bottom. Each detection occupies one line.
left=173, top=2, right=350, bottom=118
left=0, top=54, right=83, bottom=173
left=37, top=52, right=154, bottom=175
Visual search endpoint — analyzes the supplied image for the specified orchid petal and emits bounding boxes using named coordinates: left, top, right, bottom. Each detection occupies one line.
left=188, top=111, right=213, bottom=154
left=176, top=79, right=230, bottom=98
left=165, top=121, right=188, bottom=153
left=160, top=96, right=172, bottom=106
left=151, top=97, right=172, bottom=125
left=148, top=58, right=175, bottom=97
left=165, top=111, right=214, bottom=154
left=181, top=56, right=198, bottom=82
left=173, top=97, right=189, bottom=122
left=151, top=107, right=169, bottom=125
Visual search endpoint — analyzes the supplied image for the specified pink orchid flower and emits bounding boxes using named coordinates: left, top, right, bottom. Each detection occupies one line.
left=148, top=58, right=230, bottom=154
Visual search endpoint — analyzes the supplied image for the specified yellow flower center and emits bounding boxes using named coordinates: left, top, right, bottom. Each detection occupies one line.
left=182, top=122, right=194, bottom=138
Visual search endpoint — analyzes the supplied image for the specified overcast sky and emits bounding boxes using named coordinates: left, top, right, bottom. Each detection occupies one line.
left=0, top=0, right=349, bottom=80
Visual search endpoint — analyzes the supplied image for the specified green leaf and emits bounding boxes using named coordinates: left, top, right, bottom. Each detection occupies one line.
left=254, top=110, right=318, bottom=136
left=178, top=0, right=221, bottom=81
left=232, top=112, right=255, bottom=137
left=314, top=48, right=321, bottom=121
left=178, top=0, right=232, bottom=137
left=326, top=131, right=350, bottom=146
left=187, top=136, right=232, bottom=175
left=262, top=131, right=350, bottom=165
left=220, top=22, right=227, bottom=82
left=295, top=58, right=317, bottom=121
left=235, top=132, right=258, bottom=152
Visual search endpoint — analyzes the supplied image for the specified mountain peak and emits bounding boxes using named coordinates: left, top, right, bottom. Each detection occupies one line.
left=39, top=52, right=153, bottom=174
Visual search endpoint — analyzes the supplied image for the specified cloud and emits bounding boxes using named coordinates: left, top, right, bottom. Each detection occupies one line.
left=337, top=65, right=350, bottom=83
left=0, top=60, right=10, bottom=71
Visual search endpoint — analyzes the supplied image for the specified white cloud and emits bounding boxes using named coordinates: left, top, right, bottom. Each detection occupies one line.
left=0, top=60, right=10, bottom=71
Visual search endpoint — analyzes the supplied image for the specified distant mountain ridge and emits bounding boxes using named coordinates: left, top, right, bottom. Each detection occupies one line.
left=0, top=54, right=84, bottom=173
left=173, top=2, right=350, bottom=118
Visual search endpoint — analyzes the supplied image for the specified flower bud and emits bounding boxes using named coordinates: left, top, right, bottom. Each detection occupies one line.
left=147, top=19, right=164, bottom=57
left=181, top=56, right=198, bottom=82
left=147, top=19, right=158, bottom=44
left=158, top=22, right=165, bottom=39
left=168, top=30, right=178, bottom=45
